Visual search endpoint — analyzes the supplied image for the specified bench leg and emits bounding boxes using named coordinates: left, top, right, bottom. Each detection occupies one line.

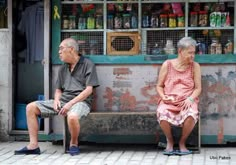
left=197, top=116, right=201, bottom=153
left=192, top=117, right=201, bottom=154
left=63, top=116, right=70, bottom=153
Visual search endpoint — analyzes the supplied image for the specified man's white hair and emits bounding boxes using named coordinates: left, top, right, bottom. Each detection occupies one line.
left=65, top=38, right=79, bottom=52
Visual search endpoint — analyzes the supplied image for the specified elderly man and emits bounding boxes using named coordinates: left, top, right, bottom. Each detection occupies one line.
left=15, top=38, right=99, bottom=156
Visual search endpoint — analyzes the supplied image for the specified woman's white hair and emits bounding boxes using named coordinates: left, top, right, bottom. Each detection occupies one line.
left=177, top=37, right=196, bottom=50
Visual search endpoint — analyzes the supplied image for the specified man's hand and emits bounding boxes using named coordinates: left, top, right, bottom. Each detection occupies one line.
left=58, top=102, right=73, bottom=116
left=53, top=100, right=61, bottom=112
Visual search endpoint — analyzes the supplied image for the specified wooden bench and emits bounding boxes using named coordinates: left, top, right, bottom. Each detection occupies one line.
left=63, top=112, right=200, bottom=153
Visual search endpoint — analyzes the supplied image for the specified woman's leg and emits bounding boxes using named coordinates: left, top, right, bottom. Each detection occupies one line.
left=160, top=120, right=174, bottom=151
left=179, top=116, right=195, bottom=151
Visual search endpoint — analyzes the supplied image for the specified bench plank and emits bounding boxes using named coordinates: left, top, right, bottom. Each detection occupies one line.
left=63, top=112, right=200, bottom=153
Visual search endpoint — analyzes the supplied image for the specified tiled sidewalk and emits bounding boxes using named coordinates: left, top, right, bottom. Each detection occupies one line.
left=0, top=141, right=235, bottom=165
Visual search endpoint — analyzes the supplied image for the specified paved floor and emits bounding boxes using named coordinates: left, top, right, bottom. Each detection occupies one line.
left=0, top=141, right=236, bottom=165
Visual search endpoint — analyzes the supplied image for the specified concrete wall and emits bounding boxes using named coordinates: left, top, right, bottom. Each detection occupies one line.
left=0, top=31, right=11, bottom=141
left=51, top=64, right=236, bottom=144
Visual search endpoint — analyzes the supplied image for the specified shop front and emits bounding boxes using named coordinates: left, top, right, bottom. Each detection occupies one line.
left=51, top=0, right=236, bottom=145
left=2, top=0, right=236, bottom=145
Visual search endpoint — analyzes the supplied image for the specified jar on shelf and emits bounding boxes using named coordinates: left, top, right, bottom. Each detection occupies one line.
left=196, top=38, right=206, bottom=55
left=131, top=13, right=138, bottom=29
left=87, top=14, right=95, bottom=29
left=215, top=40, right=222, bottom=54
left=190, top=11, right=198, bottom=27
left=210, top=39, right=222, bottom=54
left=114, top=14, right=122, bottom=29
left=96, top=14, right=103, bottom=29
left=177, top=13, right=185, bottom=27
left=159, top=14, right=168, bottom=28
left=69, top=15, right=76, bottom=29
left=123, top=13, right=131, bottom=29
left=62, top=15, right=69, bottom=29
left=152, top=43, right=162, bottom=55
left=89, top=40, right=98, bottom=55
left=142, top=12, right=149, bottom=28
left=224, top=40, right=233, bottom=54
left=164, top=39, right=175, bottom=54
left=198, top=11, right=208, bottom=27
left=150, top=13, right=158, bottom=28
left=78, top=15, right=86, bottom=29
left=78, top=40, right=87, bottom=55
left=107, top=15, right=114, bottom=29
left=168, top=14, right=176, bottom=28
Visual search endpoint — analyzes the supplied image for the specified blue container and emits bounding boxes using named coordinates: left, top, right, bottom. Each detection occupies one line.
left=15, top=103, right=42, bottom=130
left=38, top=94, right=45, bottom=101
left=15, top=104, right=27, bottom=130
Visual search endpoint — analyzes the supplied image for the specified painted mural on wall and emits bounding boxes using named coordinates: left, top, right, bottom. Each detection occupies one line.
left=200, top=68, right=236, bottom=143
left=200, top=69, right=236, bottom=120
left=96, top=66, right=236, bottom=116
left=93, top=65, right=236, bottom=142
left=96, top=65, right=160, bottom=112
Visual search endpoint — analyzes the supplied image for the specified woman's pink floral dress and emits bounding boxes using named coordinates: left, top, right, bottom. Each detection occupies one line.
left=157, top=60, right=199, bottom=126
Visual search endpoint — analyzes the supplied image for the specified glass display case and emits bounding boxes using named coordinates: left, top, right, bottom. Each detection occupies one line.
left=52, top=0, right=236, bottom=64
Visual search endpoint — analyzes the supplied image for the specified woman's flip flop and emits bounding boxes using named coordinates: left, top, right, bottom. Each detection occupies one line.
left=175, top=150, right=193, bottom=155
left=162, top=150, right=175, bottom=156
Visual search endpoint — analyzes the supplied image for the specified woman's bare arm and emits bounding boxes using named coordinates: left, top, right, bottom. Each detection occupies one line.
left=189, top=62, right=202, bottom=100
left=156, top=61, right=168, bottom=99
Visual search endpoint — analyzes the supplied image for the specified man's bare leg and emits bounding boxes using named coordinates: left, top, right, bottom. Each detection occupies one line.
left=67, top=113, right=80, bottom=146
left=26, top=102, right=41, bottom=149
left=179, top=116, right=195, bottom=152
left=160, top=120, right=174, bottom=151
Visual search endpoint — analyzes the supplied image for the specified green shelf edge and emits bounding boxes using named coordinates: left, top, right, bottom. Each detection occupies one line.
left=52, top=54, right=236, bottom=65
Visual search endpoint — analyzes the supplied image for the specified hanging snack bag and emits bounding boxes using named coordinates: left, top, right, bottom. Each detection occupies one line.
left=225, top=12, right=230, bottom=26
left=221, top=12, right=227, bottom=27
left=215, top=12, right=221, bottom=27
left=210, top=12, right=216, bottom=27
left=171, top=3, right=183, bottom=15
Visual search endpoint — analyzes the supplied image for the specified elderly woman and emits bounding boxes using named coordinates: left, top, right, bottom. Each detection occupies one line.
left=156, top=37, right=201, bottom=156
